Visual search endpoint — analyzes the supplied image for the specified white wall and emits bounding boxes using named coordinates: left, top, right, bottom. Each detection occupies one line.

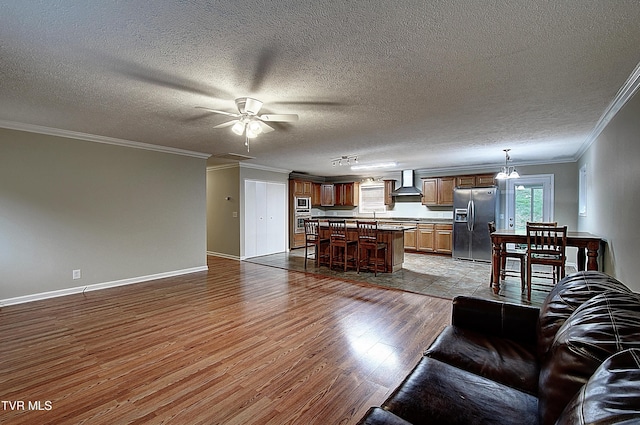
left=0, top=128, right=208, bottom=303
left=578, top=91, right=640, bottom=290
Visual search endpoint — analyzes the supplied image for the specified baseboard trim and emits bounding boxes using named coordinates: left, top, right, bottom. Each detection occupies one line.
left=207, top=251, right=241, bottom=260
left=0, top=265, right=209, bottom=307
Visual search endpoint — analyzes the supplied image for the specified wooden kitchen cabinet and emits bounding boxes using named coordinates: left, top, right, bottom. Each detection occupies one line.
left=456, top=173, right=496, bottom=188
left=334, top=182, right=360, bottom=206
left=292, top=179, right=313, bottom=196
left=406, top=223, right=452, bottom=254
left=320, top=184, right=335, bottom=206
left=384, top=180, right=395, bottom=206
left=422, top=177, right=454, bottom=206
left=311, top=183, right=322, bottom=206
left=417, top=224, right=435, bottom=252
left=434, top=224, right=453, bottom=254
left=475, top=174, right=496, bottom=187
left=404, top=228, right=417, bottom=250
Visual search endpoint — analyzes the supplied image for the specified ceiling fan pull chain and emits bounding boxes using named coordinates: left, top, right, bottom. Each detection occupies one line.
left=245, top=134, right=250, bottom=152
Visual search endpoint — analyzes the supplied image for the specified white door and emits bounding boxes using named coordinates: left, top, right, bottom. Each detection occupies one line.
left=505, top=174, right=554, bottom=231
left=266, top=182, right=286, bottom=254
left=244, top=180, right=258, bottom=258
left=244, top=180, right=286, bottom=258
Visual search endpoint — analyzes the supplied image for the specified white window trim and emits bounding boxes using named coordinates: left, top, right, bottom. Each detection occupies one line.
left=505, top=174, right=554, bottom=230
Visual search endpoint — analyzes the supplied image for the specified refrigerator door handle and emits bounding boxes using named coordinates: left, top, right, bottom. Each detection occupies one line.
left=470, top=200, right=475, bottom=232
left=467, top=200, right=473, bottom=232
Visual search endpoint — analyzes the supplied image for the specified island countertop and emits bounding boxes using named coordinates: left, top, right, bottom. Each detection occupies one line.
left=315, top=222, right=409, bottom=272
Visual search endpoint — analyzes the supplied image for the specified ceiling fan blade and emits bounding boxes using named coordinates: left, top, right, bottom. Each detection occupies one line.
left=249, top=46, right=277, bottom=92
left=213, top=120, right=238, bottom=128
left=259, top=114, right=299, bottom=122
left=195, top=106, right=240, bottom=118
left=257, top=121, right=275, bottom=133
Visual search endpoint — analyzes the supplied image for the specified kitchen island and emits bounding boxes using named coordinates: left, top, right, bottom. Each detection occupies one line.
left=317, top=222, right=416, bottom=273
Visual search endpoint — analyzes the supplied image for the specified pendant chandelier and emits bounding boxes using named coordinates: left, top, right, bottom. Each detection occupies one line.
left=495, top=149, right=520, bottom=180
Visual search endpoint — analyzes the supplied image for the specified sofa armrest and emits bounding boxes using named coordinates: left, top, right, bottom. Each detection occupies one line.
left=452, top=296, right=540, bottom=345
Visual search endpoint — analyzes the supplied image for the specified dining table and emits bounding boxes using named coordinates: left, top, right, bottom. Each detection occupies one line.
left=490, top=229, right=603, bottom=294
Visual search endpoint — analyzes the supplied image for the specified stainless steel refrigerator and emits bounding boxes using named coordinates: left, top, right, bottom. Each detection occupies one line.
left=453, top=187, right=499, bottom=261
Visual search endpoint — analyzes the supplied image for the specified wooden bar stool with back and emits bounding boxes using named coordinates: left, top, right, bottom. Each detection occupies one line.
left=356, top=221, right=387, bottom=276
left=329, top=220, right=358, bottom=272
left=303, top=219, right=329, bottom=268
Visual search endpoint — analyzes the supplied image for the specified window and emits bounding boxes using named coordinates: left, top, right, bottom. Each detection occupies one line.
left=359, top=183, right=386, bottom=214
left=579, top=164, right=587, bottom=216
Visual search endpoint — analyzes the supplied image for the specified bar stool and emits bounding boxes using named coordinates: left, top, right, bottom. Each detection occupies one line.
left=356, top=221, right=387, bottom=276
left=303, top=219, right=330, bottom=268
left=329, top=220, right=357, bottom=272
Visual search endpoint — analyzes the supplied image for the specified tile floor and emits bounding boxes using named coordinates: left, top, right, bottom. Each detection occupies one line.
left=244, top=249, right=576, bottom=307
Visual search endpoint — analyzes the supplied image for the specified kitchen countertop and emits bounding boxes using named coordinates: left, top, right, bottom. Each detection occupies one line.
left=317, top=221, right=416, bottom=231
left=312, top=216, right=452, bottom=225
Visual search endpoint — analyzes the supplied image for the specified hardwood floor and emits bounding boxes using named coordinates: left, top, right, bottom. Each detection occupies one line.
left=0, top=256, right=451, bottom=424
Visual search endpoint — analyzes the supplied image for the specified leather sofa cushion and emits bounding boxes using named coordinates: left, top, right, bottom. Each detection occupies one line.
left=556, top=348, right=640, bottom=425
left=356, top=407, right=413, bottom=425
left=382, top=357, right=538, bottom=425
left=425, top=325, right=539, bottom=395
left=538, top=291, right=640, bottom=425
left=537, top=271, right=630, bottom=361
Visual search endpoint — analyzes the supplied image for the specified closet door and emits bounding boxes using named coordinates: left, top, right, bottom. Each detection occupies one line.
left=244, top=180, right=258, bottom=258
left=244, top=180, right=286, bottom=258
left=266, top=182, right=286, bottom=254
left=255, top=181, right=268, bottom=255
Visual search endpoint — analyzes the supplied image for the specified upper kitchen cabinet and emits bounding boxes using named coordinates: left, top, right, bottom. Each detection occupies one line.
left=321, top=184, right=335, bottom=206
left=334, top=182, right=360, bottom=206
left=292, top=179, right=313, bottom=196
left=422, top=177, right=454, bottom=206
left=311, top=182, right=322, bottom=206
left=383, top=180, right=395, bottom=206
left=455, top=173, right=496, bottom=188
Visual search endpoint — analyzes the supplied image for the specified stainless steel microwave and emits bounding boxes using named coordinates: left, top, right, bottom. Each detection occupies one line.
left=295, top=196, right=311, bottom=210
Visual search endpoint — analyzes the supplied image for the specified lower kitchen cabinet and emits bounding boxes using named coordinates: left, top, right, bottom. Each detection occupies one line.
left=404, top=228, right=417, bottom=250
left=417, top=224, right=435, bottom=251
left=406, top=223, right=453, bottom=254
left=434, top=224, right=452, bottom=254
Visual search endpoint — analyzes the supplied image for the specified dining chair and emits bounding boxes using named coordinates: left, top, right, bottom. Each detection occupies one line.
left=303, top=219, right=329, bottom=268
left=488, top=221, right=526, bottom=292
left=356, top=221, right=387, bottom=276
left=526, top=223, right=567, bottom=301
left=329, top=220, right=358, bottom=272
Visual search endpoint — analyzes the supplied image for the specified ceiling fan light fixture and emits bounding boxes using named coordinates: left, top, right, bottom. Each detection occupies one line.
left=231, top=121, right=245, bottom=136
left=247, top=120, right=262, bottom=135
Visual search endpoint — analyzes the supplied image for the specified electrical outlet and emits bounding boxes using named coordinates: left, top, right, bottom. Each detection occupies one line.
left=72, top=269, right=81, bottom=280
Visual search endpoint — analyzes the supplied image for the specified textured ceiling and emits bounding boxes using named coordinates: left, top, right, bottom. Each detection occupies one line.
left=1, top=1, right=640, bottom=177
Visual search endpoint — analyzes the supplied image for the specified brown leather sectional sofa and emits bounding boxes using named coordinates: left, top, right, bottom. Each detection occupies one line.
left=357, top=271, right=640, bottom=424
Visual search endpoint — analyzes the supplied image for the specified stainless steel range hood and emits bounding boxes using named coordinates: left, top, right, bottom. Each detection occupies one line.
left=390, top=170, right=422, bottom=196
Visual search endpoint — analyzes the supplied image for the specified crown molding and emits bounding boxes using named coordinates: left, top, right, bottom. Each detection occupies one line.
left=0, top=120, right=211, bottom=159
left=239, top=162, right=291, bottom=174
left=577, top=60, right=640, bottom=159
left=207, top=163, right=239, bottom=171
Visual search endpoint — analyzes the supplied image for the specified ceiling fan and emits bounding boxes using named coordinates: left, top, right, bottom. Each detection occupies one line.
left=196, top=97, right=299, bottom=151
